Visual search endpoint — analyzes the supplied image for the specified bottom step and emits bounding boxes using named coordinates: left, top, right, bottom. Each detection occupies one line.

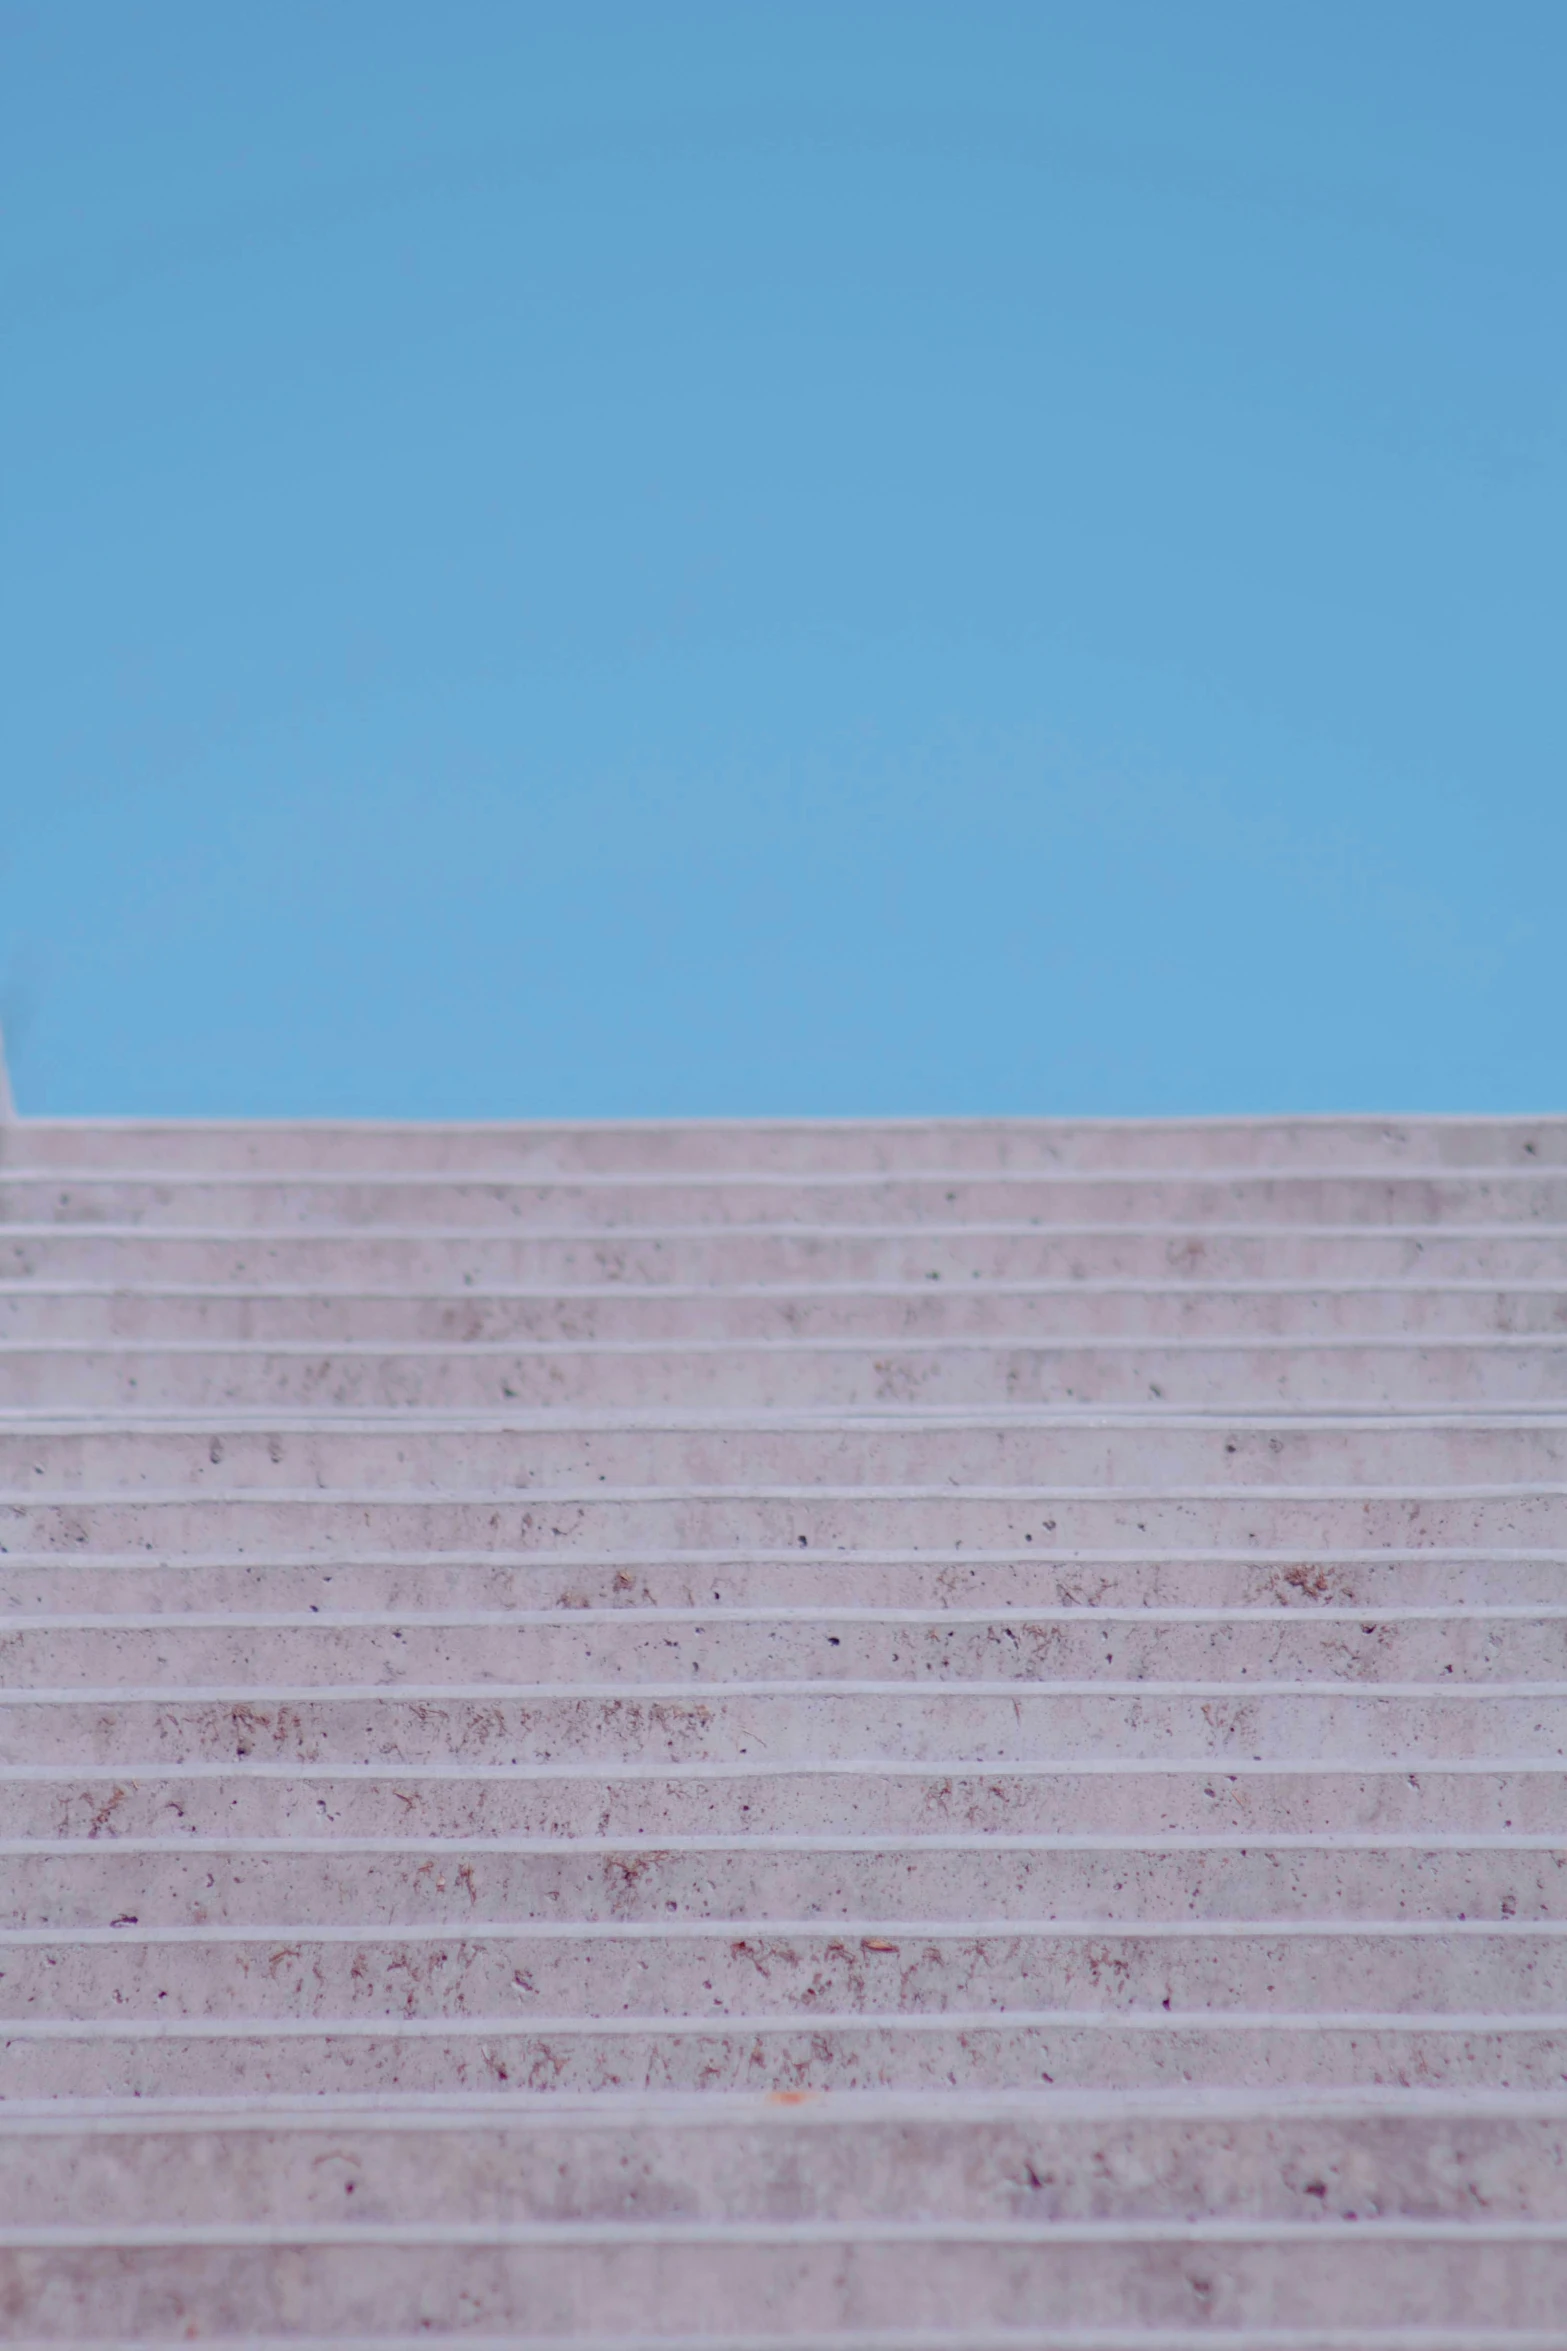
left=6, top=2087, right=1566, bottom=2222
left=6, top=2337, right=1567, bottom=2351
left=3, top=2092, right=1565, bottom=2339
left=3, top=2237, right=1567, bottom=2338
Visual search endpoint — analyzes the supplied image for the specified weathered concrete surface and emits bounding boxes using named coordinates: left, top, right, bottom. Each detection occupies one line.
left=2, top=1115, right=1566, bottom=2343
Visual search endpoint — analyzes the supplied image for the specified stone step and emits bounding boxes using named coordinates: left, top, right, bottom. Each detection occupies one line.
left=6, top=1836, right=1562, bottom=1928
left=9, top=1223, right=1567, bottom=1285
left=0, top=2333, right=1559, bottom=2351
left=11, top=1761, right=1555, bottom=1838
left=3, top=2219, right=1565, bottom=2340
left=6, top=2012, right=1566, bottom=2097
left=6, top=1488, right=1559, bottom=1551
left=34, top=2097, right=1567, bottom=2351
left=6, top=1683, right=1560, bottom=1766
left=6, top=1407, right=1563, bottom=1487
left=8, top=1336, right=1567, bottom=1408
left=4, top=1548, right=1563, bottom=1613
left=7, top=1170, right=1567, bottom=1229
left=6, top=1605, right=1564, bottom=1685
left=0, top=2336, right=1560, bottom=2351
left=7, top=1917, right=1565, bottom=2019
left=6, top=1280, right=1567, bottom=1343
left=6, top=1113, right=1564, bottom=1170
left=3, top=2087, right=1560, bottom=2221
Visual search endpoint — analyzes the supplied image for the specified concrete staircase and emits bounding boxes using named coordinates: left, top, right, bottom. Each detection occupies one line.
left=1, top=1110, right=1566, bottom=2348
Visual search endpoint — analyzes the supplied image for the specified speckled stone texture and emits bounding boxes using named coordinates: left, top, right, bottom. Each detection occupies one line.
left=2, top=1112, right=1566, bottom=2347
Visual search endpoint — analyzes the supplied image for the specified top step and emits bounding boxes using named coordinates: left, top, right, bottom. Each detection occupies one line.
left=3, top=1115, right=1566, bottom=1176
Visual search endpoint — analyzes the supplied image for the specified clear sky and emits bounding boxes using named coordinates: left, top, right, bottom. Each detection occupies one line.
left=2, top=1, right=1561, bottom=1118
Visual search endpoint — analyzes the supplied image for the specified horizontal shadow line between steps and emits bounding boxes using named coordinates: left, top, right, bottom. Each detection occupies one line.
left=6, top=1755, right=1560, bottom=1779
left=8, top=2008, right=1566, bottom=2039
left=15, top=1344, right=1567, bottom=1363
left=0, top=2327, right=1557, bottom=2351
left=6, top=1830, right=1559, bottom=1853
left=10, top=2081, right=1567, bottom=2125
left=8, top=1277, right=1567, bottom=1298
left=10, top=1486, right=1567, bottom=1507
left=4, top=1544, right=1559, bottom=1566
left=9, top=1676, right=1567, bottom=1701
left=0, top=2330, right=1555, bottom=2351
left=8, top=1219, right=1567, bottom=1238
left=14, top=1163, right=1567, bottom=1182
left=11, top=1603, right=1566, bottom=1626
left=11, top=1403, right=1567, bottom=1426
left=5, top=2217, right=1567, bottom=2248
left=9, top=1917, right=1567, bottom=1946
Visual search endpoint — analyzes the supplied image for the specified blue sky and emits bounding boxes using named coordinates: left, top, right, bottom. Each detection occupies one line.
left=2, top=1, right=1561, bottom=1117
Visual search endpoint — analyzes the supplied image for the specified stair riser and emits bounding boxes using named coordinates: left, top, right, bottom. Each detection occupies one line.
left=10, top=1342, right=1567, bottom=1409
left=7, top=2022, right=1563, bottom=2096
left=6, top=1555, right=1563, bottom=1613
left=1, top=2237, right=1563, bottom=2333
left=8, top=1417, right=1566, bottom=1489
left=9, top=1288, right=1567, bottom=1342
left=9, top=1174, right=1567, bottom=1229
left=7, top=1932, right=1559, bottom=2018
left=8, top=1618, right=1563, bottom=1684
left=11, top=1230, right=1567, bottom=1284
left=7, top=2105, right=1560, bottom=2223
left=18, top=1417, right=1567, bottom=1486
left=8, top=1115, right=1564, bottom=1171
left=4, top=1495, right=1561, bottom=1551
left=14, top=1769, right=1554, bottom=1838
left=7, top=1689, right=1562, bottom=1766
left=7, top=1847, right=1561, bottom=1928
